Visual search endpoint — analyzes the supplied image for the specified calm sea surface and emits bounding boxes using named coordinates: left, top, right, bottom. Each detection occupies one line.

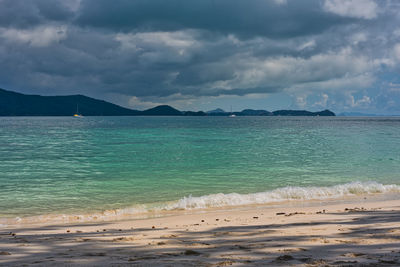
left=1, top=116, right=400, bottom=220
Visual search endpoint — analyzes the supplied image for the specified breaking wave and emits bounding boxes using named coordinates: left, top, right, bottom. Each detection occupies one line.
left=167, top=181, right=400, bottom=210
left=2, top=181, right=399, bottom=226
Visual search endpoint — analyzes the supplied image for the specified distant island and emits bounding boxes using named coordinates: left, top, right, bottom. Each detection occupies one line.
left=0, top=88, right=335, bottom=116
left=338, top=112, right=380, bottom=117
left=207, top=108, right=335, bottom=117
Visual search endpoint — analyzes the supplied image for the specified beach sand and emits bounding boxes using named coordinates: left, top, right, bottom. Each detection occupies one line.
left=1, top=197, right=399, bottom=266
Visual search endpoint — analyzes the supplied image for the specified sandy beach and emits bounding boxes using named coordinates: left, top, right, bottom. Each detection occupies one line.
left=1, top=196, right=399, bottom=266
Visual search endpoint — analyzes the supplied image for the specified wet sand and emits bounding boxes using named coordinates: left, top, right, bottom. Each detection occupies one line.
left=1, top=197, right=400, bottom=266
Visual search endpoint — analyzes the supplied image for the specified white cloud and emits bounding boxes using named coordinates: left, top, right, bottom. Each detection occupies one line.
left=394, top=43, right=400, bottom=61
left=293, top=73, right=375, bottom=94
left=388, top=83, right=400, bottom=93
left=128, top=96, right=162, bottom=109
left=272, top=0, right=287, bottom=5
left=323, top=0, right=378, bottom=19
left=350, top=32, right=367, bottom=45
left=62, top=0, right=81, bottom=12
left=347, top=94, right=371, bottom=107
left=115, top=31, right=196, bottom=50
left=0, top=25, right=68, bottom=47
left=314, top=93, right=329, bottom=107
left=128, top=93, right=199, bottom=110
left=217, top=47, right=372, bottom=92
left=393, top=28, right=400, bottom=38
left=295, top=95, right=307, bottom=108
left=115, top=31, right=198, bottom=64
left=297, top=40, right=316, bottom=50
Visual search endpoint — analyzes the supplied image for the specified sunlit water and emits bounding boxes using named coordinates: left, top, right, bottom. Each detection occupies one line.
left=1, top=116, right=399, bottom=222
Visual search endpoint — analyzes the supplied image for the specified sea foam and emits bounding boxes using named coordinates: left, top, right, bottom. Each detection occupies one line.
left=166, top=181, right=400, bottom=210
left=2, top=181, right=399, bottom=226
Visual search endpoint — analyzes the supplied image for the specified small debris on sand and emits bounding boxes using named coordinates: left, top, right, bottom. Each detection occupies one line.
left=333, top=260, right=358, bottom=264
left=379, top=259, right=398, bottom=264
left=184, top=249, right=201, bottom=256
left=274, top=255, right=294, bottom=262
left=112, top=236, right=135, bottom=242
left=345, top=207, right=366, bottom=212
left=342, top=252, right=365, bottom=257
left=82, top=252, right=106, bottom=257
left=285, top=212, right=305, bottom=217
left=216, top=260, right=235, bottom=266
left=236, top=245, right=250, bottom=250
left=160, top=234, right=177, bottom=238
left=280, top=248, right=308, bottom=252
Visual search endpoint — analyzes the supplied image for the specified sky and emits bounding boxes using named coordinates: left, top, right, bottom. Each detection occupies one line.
left=1, top=0, right=400, bottom=114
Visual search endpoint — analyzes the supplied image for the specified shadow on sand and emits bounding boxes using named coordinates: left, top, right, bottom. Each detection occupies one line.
left=1, top=209, right=400, bottom=266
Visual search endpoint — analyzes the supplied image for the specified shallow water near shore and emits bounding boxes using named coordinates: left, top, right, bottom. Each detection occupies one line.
left=1, top=116, right=400, bottom=223
left=2, top=188, right=400, bottom=228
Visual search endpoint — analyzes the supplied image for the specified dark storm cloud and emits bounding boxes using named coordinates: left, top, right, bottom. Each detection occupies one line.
left=75, top=0, right=352, bottom=39
left=1, top=0, right=400, bottom=113
left=0, top=0, right=73, bottom=28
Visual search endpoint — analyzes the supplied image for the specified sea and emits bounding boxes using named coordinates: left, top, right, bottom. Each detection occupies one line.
left=1, top=116, right=400, bottom=225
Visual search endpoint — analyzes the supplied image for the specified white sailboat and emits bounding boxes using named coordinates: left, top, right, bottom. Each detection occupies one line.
left=73, top=104, right=83, bottom=118
left=229, top=105, right=236, bottom=117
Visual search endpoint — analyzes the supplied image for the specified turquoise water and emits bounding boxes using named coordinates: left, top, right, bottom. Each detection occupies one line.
left=1, top=116, right=400, bottom=220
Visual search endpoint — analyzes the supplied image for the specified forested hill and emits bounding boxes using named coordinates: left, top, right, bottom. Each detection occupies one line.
left=0, top=88, right=141, bottom=116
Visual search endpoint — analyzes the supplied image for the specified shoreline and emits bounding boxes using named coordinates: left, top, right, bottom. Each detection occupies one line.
left=1, top=195, right=400, bottom=266
left=2, top=181, right=400, bottom=228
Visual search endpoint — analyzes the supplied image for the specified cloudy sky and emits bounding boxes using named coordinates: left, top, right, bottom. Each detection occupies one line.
left=1, top=0, right=400, bottom=113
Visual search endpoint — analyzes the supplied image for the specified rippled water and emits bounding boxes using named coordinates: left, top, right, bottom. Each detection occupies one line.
left=1, top=116, right=399, bottom=219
